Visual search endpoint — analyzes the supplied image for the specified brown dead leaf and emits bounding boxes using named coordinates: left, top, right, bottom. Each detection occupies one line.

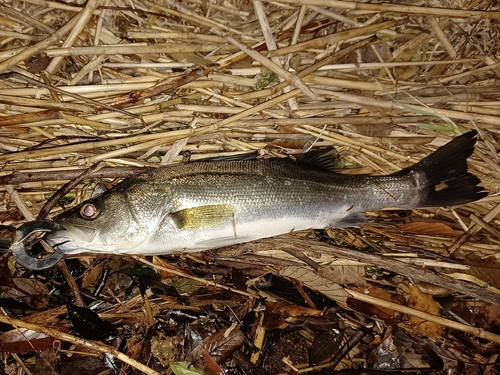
left=190, top=325, right=245, bottom=371
left=398, top=222, right=460, bottom=237
left=319, top=265, right=366, bottom=287
left=310, top=327, right=345, bottom=365
left=81, top=261, right=106, bottom=289
left=407, top=285, right=444, bottom=337
left=368, top=286, right=406, bottom=316
left=0, top=278, right=49, bottom=308
left=265, top=301, right=323, bottom=318
left=35, top=347, right=59, bottom=375
left=348, top=286, right=405, bottom=320
left=0, top=327, right=69, bottom=353
left=24, top=53, right=51, bottom=74
left=279, top=266, right=349, bottom=304
left=202, top=348, right=224, bottom=373
left=463, top=255, right=500, bottom=289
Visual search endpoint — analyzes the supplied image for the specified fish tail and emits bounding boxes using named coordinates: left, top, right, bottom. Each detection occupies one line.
left=399, top=130, right=487, bottom=207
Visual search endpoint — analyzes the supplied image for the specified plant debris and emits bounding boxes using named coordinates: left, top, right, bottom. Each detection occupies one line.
left=0, top=0, right=500, bottom=374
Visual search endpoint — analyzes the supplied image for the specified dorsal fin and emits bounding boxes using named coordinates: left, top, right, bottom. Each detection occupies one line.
left=294, top=147, right=344, bottom=172
left=196, top=151, right=259, bottom=162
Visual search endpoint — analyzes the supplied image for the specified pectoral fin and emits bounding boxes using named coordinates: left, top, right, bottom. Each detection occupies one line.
left=170, top=204, right=236, bottom=230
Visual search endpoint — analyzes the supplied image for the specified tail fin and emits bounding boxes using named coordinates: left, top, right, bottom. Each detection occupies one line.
left=397, top=130, right=487, bottom=207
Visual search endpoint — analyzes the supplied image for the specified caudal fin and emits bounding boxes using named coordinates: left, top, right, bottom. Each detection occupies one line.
left=398, top=130, right=487, bottom=207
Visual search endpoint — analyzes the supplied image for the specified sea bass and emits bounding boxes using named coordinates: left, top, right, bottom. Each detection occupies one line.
left=45, top=131, right=486, bottom=257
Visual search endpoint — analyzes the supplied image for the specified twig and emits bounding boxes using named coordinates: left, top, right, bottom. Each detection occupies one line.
left=36, top=163, right=104, bottom=220
left=12, top=73, right=138, bottom=118
left=0, top=167, right=146, bottom=185
left=0, top=313, right=162, bottom=375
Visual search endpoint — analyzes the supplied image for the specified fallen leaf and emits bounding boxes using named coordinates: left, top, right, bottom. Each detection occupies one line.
left=349, top=123, right=392, bottom=137
left=190, top=325, right=245, bottom=370
left=24, top=53, right=51, bottom=74
left=35, top=347, right=59, bottom=375
left=0, top=327, right=68, bottom=353
left=202, top=348, right=223, bottom=373
left=398, top=222, right=460, bottom=237
left=310, top=327, right=345, bottom=365
left=265, top=301, right=323, bottom=318
left=392, top=35, right=429, bottom=80
left=463, top=255, right=500, bottom=289
left=0, top=278, right=49, bottom=308
left=348, top=286, right=406, bottom=321
left=372, top=334, right=400, bottom=370
left=407, top=285, right=444, bottom=336
left=170, top=362, right=204, bottom=375
left=319, top=264, right=366, bottom=287
left=366, top=286, right=404, bottom=317
left=67, top=304, right=117, bottom=340
left=326, top=228, right=367, bottom=249
left=81, top=261, right=106, bottom=289
left=279, top=266, right=349, bottom=304
left=392, top=328, right=436, bottom=368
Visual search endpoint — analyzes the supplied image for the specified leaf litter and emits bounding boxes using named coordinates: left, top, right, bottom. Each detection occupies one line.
left=0, top=0, right=500, bottom=374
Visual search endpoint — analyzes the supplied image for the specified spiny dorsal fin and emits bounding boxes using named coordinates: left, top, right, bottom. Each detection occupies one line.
left=294, top=147, right=344, bottom=172
left=196, top=151, right=259, bottom=162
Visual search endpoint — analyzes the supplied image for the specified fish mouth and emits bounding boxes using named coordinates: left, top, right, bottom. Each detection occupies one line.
left=44, top=222, right=98, bottom=253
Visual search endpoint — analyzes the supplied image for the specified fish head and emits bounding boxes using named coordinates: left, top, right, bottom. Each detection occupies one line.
left=45, top=190, right=148, bottom=254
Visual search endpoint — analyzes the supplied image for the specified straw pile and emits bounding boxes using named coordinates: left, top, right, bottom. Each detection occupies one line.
left=0, top=0, right=500, bottom=373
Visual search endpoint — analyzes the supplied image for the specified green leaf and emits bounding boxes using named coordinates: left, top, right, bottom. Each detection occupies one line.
left=170, top=362, right=204, bottom=375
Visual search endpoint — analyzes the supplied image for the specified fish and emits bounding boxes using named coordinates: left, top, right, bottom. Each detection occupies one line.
left=45, top=130, right=486, bottom=256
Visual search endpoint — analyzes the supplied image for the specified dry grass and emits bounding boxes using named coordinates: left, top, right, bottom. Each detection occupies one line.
left=1, top=0, right=500, bottom=373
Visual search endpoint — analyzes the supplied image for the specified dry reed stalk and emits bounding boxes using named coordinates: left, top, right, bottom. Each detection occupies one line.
left=0, top=94, right=94, bottom=112
left=144, top=0, right=246, bottom=36
left=126, top=31, right=228, bottom=44
left=0, top=13, right=80, bottom=73
left=45, top=0, right=101, bottom=74
left=274, top=0, right=500, bottom=19
left=270, top=19, right=403, bottom=57
left=220, top=33, right=322, bottom=101
left=45, top=43, right=228, bottom=57
left=314, top=89, right=500, bottom=128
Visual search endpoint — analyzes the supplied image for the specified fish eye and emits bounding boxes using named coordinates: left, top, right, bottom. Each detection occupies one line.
left=79, top=203, right=99, bottom=220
